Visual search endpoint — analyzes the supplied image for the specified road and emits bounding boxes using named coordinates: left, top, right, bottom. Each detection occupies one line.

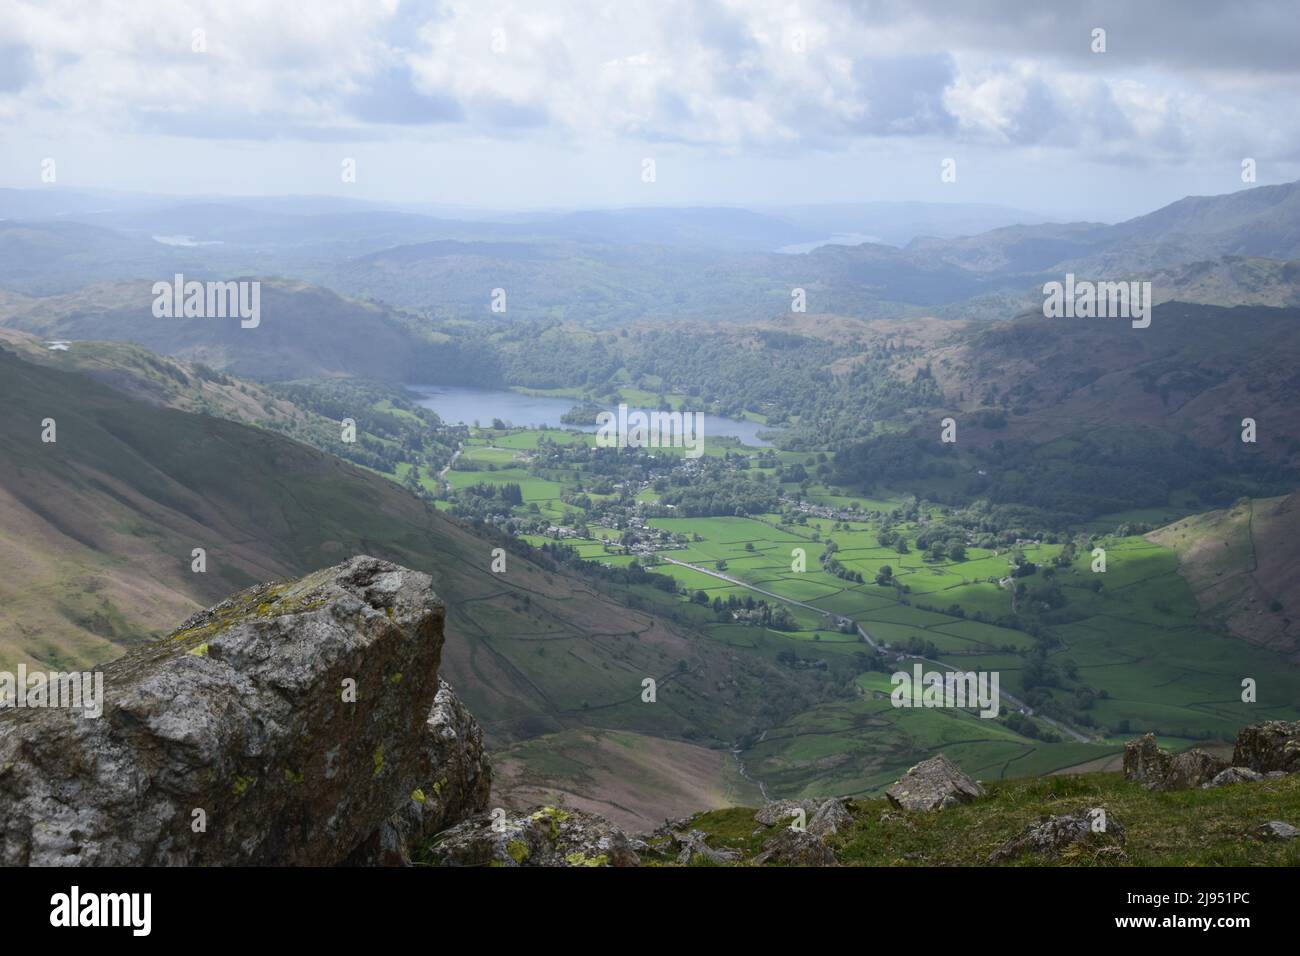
left=437, top=446, right=462, bottom=481
left=656, top=554, right=1094, bottom=744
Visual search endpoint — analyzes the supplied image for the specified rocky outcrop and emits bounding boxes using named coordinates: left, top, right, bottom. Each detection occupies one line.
left=753, top=827, right=837, bottom=866
left=1164, top=749, right=1228, bottom=789
left=1123, top=735, right=1225, bottom=790
left=670, top=828, right=740, bottom=866
left=808, top=798, right=852, bottom=837
left=1122, top=734, right=1172, bottom=787
left=885, top=754, right=984, bottom=811
left=424, top=806, right=641, bottom=867
left=1124, top=721, right=1300, bottom=793
left=753, top=797, right=851, bottom=836
left=754, top=799, right=821, bottom=827
left=1233, top=720, right=1300, bottom=773
left=345, top=678, right=491, bottom=866
left=990, top=807, right=1124, bottom=863
left=0, top=556, right=486, bottom=866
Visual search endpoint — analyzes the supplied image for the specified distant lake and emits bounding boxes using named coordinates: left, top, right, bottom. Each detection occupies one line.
left=776, top=232, right=883, bottom=254
left=410, top=385, right=776, bottom=448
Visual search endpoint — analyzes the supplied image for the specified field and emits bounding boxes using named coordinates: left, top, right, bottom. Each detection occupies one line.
left=430, top=426, right=1300, bottom=801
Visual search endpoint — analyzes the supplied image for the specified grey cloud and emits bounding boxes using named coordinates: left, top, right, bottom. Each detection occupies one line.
left=345, top=63, right=464, bottom=125
left=0, top=44, right=34, bottom=93
left=846, top=54, right=958, bottom=137
left=846, top=0, right=1300, bottom=75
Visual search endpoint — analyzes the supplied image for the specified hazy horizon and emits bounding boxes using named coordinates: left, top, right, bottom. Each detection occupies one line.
left=3, top=0, right=1299, bottom=221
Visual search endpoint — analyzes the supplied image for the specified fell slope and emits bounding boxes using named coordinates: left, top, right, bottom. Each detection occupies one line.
left=0, top=279, right=424, bottom=381
left=1151, top=494, right=1300, bottom=660
left=0, top=349, right=796, bottom=773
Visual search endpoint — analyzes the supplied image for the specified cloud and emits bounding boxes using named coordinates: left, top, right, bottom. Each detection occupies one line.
left=0, top=0, right=1295, bottom=169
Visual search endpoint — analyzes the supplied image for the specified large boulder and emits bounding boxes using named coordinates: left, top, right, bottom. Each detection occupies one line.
left=345, top=678, right=491, bottom=866
left=754, top=797, right=852, bottom=837
left=1233, top=720, right=1300, bottom=773
left=754, top=799, right=822, bottom=828
left=1123, top=734, right=1225, bottom=790
left=886, top=755, right=984, bottom=811
left=424, top=806, right=641, bottom=867
left=1164, top=749, right=1228, bottom=789
left=0, top=556, right=471, bottom=866
left=1122, top=734, right=1172, bottom=787
left=808, top=798, right=853, bottom=838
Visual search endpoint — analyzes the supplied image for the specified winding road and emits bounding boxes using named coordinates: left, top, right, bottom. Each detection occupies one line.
left=656, top=554, right=1094, bottom=743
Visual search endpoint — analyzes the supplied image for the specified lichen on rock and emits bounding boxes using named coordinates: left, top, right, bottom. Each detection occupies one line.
left=0, top=555, right=474, bottom=866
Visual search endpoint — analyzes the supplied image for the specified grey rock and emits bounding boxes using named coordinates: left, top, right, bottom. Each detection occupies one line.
left=1202, top=767, right=1264, bottom=789
left=808, top=798, right=852, bottom=837
left=426, top=806, right=640, bottom=866
left=1253, top=821, right=1299, bottom=841
left=753, top=827, right=837, bottom=866
left=672, top=828, right=739, bottom=866
left=1123, top=734, right=1225, bottom=790
left=886, top=754, right=984, bottom=811
left=1123, top=734, right=1172, bottom=788
left=1233, top=720, right=1300, bottom=774
left=754, top=798, right=822, bottom=828
left=0, top=556, right=450, bottom=866
left=990, top=807, right=1124, bottom=863
left=346, top=678, right=491, bottom=865
left=1165, top=749, right=1228, bottom=789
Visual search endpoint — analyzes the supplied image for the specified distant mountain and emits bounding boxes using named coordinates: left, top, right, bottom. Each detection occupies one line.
left=923, top=300, right=1300, bottom=463
left=0, top=278, right=426, bottom=381
left=907, top=181, right=1300, bottom=281
left=765, top=200, right=1051, bottom=246
left=0, top=221, right=204, bottom=294
left=513, top=206, right=819, bottom=252
left=2, top=180, right=1298, bottom=324
left=1149, top=256, right=1300, bottom=308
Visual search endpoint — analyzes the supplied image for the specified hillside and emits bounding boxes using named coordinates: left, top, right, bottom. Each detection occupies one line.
left=0, top=327, right=459, bottom=479
left=1148, top=256, right=1300, bottom=308
left=1151, top=494, right=1300, bottom=660
left=0, top=348, right=810, bottom=820
left=641, top=769, right=1300, bottom=866
left=921, top=301, right=1300, bottom=463
left=0, top=278, right=426, bottom=381
left=904, top=181, right=1300, bottom=280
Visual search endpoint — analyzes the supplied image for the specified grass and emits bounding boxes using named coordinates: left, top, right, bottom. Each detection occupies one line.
left=650, top=772, right=1300, bottom=866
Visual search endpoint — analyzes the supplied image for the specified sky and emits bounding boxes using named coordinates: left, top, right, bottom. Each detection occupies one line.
left=1, top=0, right=1298, bottom=221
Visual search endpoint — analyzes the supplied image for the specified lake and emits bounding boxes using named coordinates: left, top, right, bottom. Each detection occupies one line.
left=410, top=385, right=776, bottom=448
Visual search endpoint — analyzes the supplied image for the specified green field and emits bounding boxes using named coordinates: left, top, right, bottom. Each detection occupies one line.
left=432, top=418, right=1300, bottom=802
